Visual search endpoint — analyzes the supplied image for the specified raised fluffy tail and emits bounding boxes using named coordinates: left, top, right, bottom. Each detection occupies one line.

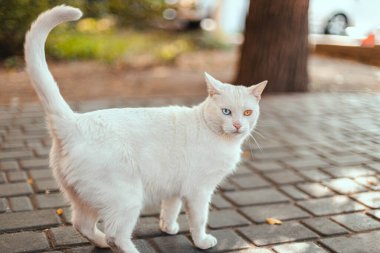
left=24, top=5, right=82, bottom=119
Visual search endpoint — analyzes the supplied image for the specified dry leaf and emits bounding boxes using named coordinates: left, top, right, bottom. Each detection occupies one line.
left=367, top=179, right=378, bottom=186
left=27, top=178, right=33, bottom=184
left=56, top=208, right=63, bottom=216
left=266, top=217, right=282, bottom=225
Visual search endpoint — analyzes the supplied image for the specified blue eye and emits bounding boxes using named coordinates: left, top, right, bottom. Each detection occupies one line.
left=221, top=108, right=231, bottom=115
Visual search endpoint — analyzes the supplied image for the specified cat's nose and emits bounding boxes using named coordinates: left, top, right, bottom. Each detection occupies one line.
left=233, top=122, right=241, bottom=130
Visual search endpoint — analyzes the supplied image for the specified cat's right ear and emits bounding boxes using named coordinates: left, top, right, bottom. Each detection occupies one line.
left=204, top=72, right=222, bottom=97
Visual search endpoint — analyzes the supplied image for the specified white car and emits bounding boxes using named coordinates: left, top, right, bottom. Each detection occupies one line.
left=309, top=0, right=380, bottom=36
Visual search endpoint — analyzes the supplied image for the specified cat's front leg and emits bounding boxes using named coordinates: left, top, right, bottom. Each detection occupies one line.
left=159, top=197, right=182, bottom=235
left=184, top=191, right=217, bottom=249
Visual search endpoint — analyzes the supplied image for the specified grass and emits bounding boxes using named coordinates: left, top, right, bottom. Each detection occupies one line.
left=46, top=27, right=230, bottom=65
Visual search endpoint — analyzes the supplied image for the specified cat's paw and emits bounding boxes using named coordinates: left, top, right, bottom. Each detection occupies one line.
left=194, top=234, right=218, bottom=249
left=159, top=219, right=180, bottom=235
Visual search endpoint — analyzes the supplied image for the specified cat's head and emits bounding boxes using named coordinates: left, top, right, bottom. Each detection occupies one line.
left=203, top=72, right=267, bottom=139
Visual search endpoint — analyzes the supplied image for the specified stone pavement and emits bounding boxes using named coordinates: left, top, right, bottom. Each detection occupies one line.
left=0, top=92, right=380, bottom=253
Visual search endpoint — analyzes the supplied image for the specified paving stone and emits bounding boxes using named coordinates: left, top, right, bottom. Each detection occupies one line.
left=0, top=209, right=61, bottom=232
left=0, top=150, right=33, bottom=160
left=34, top=193, right=68, bottom=209
left=211, top=194, right=233, bottom=209
left=332, top=213, right=380, bottom=232
left=0, top=182, right=33, bottom=197
left=141, top=205, right=160, bottom=216
left=153, top=235, right=202, bottom=253
left=0, top=160, right=19, bottom=171
left=9, top=196, right=33, bottom=211
left=0, top=172, right=6, bottom=183
left=34, top=146, right=50, bottom=157
left=20, top=158, right=49, bottom=170
left=7, top=171, right=28, bottom=182
left=297, top=183, right=334, bottom=198
left=177, top=214, right=190, bottom=233
left=225, top=188, right=289, bottom=206
left=264, top=170, right=305, bottom=184
left=134, top=217, right=162, bottom=237
left=320, top=231, right=380, bottom=253
left=29, top=168, right=54, bottom=179
left=302, top=217, right=348, bottom=236
left=352, top=191, right=380, bottom=208
left=366, top=162, right=380, bottom=173
left=239, top=222, right=318, bottom=246
left=234, top=165, right=254, bottom=176
left=354, top=176, right=380, bottom=190
left=241, top=203, right=310, bottom=223
left=70, top=246, right=112, bottom=253
left=219, top=180, right=238, bottom=191
left=34, top=179, right=60, bottom=193
left=324, top=178, right=367, bottom=194
left=297, top=169, right=331, bottom=181
left=297, top=195, right=366, bottom=216
left=273, top=242, right=327, bottom=253
left=280, top=185, right=309, bottom=200
left=0, top=197, right=9, bottom=213
left=229, top=175, right=270, bottom=189
left=0, top=231, right=50, bottom=253
left=62, top=207, right=72, bottom=224
left=233, top=249, right=273, bottom=253
left=369, top=209, right=380, bottom=220
left=208, top=210, right=250, bottom=229
left=134, top=239, right=158, bottom=253
left=50, top=226, right=88, bottom=247
left=323, top=166, right=375, bottom=178
left=234, top=249, right=273, bottom=253
left=327, top=154, right=372, bottom=166
left=284, top=158, right=330, bottom=171
left=249, top=161, right=284, bottom=172
left=204, top=229, right=251, bottom=252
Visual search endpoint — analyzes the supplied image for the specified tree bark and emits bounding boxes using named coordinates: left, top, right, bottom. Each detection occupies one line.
left=235, top=0, right=309, bottom=92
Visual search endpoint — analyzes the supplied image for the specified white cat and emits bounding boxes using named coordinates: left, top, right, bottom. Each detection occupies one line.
left=24, top=5, right=267, bottom=253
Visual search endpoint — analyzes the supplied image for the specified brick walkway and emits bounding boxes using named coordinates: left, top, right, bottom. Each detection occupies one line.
left=0, top=92, right=380, bottom=253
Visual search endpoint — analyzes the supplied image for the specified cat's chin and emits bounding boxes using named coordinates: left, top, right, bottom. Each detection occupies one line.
left=224, top=131, right=246, bottom=138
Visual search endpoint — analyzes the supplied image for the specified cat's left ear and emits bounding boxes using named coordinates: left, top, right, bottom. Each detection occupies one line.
left=248, top=80, right=268, bottom=101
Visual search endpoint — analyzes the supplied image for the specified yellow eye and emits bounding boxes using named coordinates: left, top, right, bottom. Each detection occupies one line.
left=244, top=110, right=253, bottom=116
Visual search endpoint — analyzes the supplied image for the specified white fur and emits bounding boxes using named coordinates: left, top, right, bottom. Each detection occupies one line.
left=24, top=6, right=267, bottom=253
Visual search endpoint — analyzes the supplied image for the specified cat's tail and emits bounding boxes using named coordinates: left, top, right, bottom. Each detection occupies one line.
left=24, top=5, right=82, bottom=120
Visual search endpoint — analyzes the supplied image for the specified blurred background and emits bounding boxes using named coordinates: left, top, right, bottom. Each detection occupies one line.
left=1, top=0, right=380, bottom=104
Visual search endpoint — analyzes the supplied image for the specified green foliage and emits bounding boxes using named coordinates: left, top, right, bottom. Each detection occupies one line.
left=0, top=0, right=49, bottom=57
left=46, top=28, right=192, bottom=63
left=0, top=0, right=166, bottom=59
left=45, top=27, right=229, bottom=65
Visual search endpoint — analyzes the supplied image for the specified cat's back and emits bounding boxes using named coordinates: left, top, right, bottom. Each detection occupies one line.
left=72, top=105, right=197, bottom=142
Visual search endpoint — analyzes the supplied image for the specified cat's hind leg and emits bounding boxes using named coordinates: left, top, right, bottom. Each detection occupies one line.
left=70, top=191, right=109, bottom=248
left=100, top=180, right=143, bottom=253
left=159, top=196, right=182, bottom=235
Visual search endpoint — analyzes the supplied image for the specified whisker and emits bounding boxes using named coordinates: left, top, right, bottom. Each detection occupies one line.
left=249, top=133, right=263, bottom=152
left=252, top=130, right=266, bottom=139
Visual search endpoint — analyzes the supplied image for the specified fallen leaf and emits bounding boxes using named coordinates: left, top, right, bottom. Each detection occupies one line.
left=27, top=178, right=33, bottom=184
left=367, top=179, right=378, bottom=186
left=266, top=217, right=282, bottom=225
left=56, top=208, right=63, bottom=216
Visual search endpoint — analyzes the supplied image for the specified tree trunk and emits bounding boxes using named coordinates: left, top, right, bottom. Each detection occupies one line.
left=235, top=0, right=309, bottom=92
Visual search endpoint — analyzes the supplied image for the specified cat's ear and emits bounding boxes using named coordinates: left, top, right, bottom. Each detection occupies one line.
left=204, top=72, right=223, bottom=97
left=248, top=80, right=268, bottom=101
